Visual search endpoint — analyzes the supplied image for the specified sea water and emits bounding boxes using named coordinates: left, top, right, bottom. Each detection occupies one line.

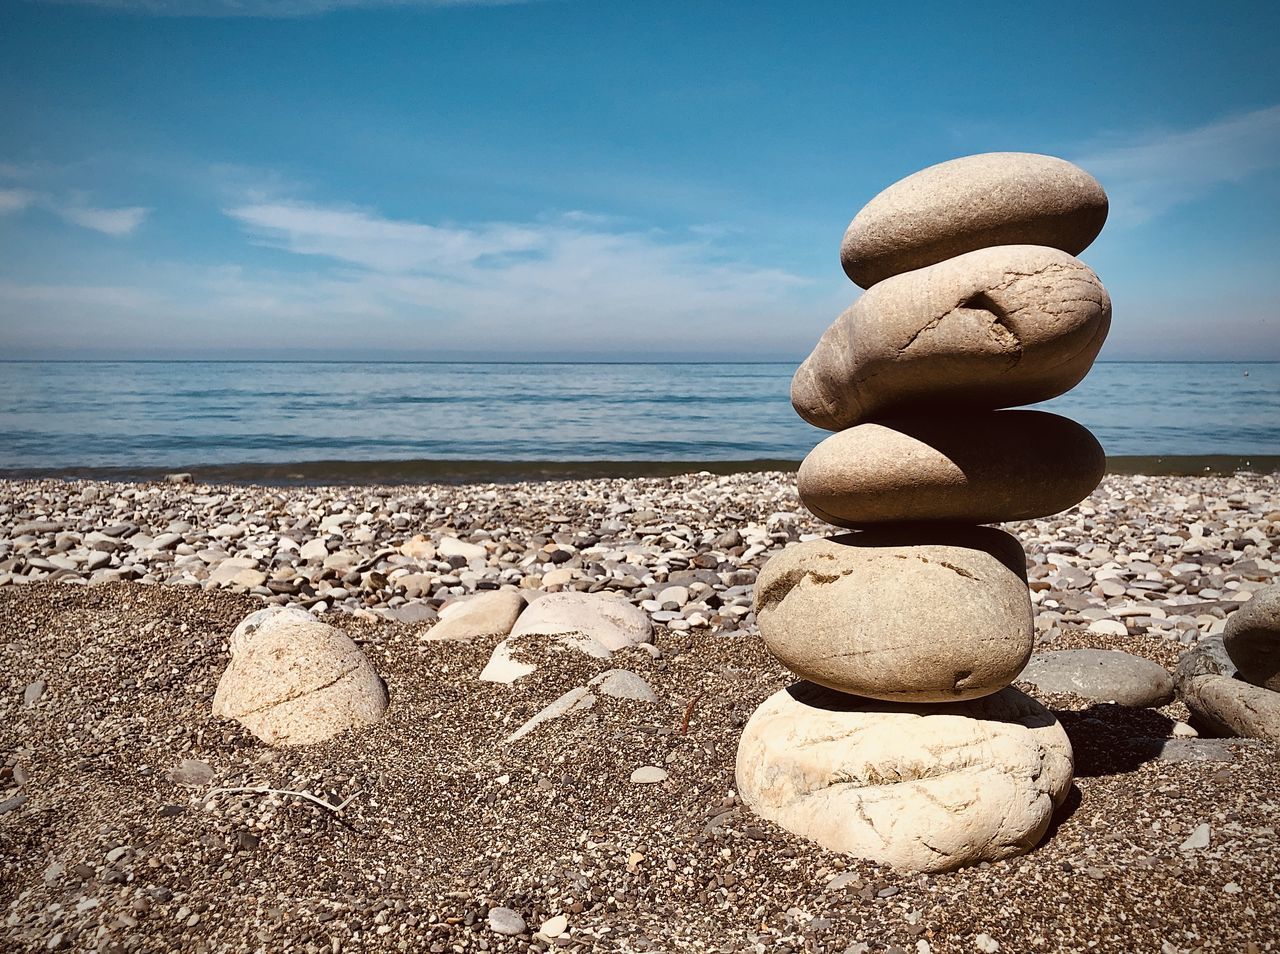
left=0, top=361, right=1276, bottom=475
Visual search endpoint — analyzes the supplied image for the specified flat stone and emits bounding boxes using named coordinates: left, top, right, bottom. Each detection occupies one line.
left=385, top=602, right=437, bottom=624
left=840, top=152, right=1108, bottom=288
left=510, top=591, right=653, bottom=650
left=793, top=245, right=1110, bottom=431
left=587, top=669, right=658, bottom=702
left=438, top=536, right=486, bottom=562
left=478, top=629, right=613, bottom=684
left=1145, top=738, right=1234, bottom=763
left=1223, top=585, right=1280, bottom=691
left=427, top=590, right=525, bottom=642
left=1180, top=823, right=1211, bottom=851
left=213, top=612, right=388, bottom=746
left=1175, top=637, right=1280, bottom=743
left=630, top=766, right=669, bottom=784
left=755, top=527, right=1032, bottom=702
left=1086, top=619, right=1129, bottom=637
left=736, top=684, right=1073, bottom=873
left=168, top=759, right=215, bottom=787
left=538, top=914, right=568, bottom=939
left=23, top=680, right=45, bottom=706
left=487, top=907, right=525, bottom=936
left=504, top=686, right=596, bottom=744
left=1018, top=649, right=1174, bottom=707
left=798, top=411, right=1104, bottom=527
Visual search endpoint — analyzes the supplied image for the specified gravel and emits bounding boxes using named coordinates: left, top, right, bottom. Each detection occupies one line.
left=1, top=472, right=1278, bottom=952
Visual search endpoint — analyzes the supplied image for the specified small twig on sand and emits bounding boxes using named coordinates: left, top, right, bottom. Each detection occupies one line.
left=679, top=693, right=704, bottom=735
left=205, top=786, right=359, bottom=813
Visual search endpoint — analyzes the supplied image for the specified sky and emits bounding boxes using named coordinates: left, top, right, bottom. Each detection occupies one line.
left=0, top=0, right=1278, bottom=361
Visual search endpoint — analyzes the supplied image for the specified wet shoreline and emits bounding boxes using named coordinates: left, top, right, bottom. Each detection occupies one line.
left=1, top=454, right=1278, bottom=486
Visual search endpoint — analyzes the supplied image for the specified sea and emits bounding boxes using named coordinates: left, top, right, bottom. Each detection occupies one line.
left=0, top=361, right=1277, bottom=482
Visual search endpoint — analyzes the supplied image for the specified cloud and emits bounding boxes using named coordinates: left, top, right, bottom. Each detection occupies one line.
left=216, top=199, right=824, bottom=353
left=40, top=0, right=528, bottom=16
left=54, top=203, right=151, bottom=236
left=1074, top=104, right=1280, bottom=226
left=2, top=197, right=831, bottom=358
left=0, top=189, right=39, bottom=214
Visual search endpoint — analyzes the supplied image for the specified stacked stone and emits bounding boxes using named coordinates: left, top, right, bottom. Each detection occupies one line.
left=736, top=153, right=1113, bottom=873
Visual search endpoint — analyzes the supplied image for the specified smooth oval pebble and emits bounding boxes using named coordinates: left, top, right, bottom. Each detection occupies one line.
left=792, top=245, right=1110, bottom=431
left=735, top=684, right=1073, bottom=872
left=798, top=410, right=1104, bottom=527
left=1222, top=584, right=1280, bottom=691
left=754, top=527, right=1032, bottom=702
left=841, top=152, right=1108, bottom=288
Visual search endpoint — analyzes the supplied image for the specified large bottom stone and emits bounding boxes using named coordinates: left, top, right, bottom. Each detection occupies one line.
left=735, top=683, right=1073, bottom=873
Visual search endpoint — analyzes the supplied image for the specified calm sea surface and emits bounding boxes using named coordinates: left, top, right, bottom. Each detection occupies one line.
left=0, top=361, right=1277, bottom=475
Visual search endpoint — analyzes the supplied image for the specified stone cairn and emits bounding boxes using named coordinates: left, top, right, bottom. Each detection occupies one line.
left=736, top=152, right=1113, bottom=872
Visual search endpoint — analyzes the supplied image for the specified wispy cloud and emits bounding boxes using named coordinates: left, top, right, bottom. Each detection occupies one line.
left=40, top=0, right=529, bottom=16
left=54, top=203, right=151, bottom=236
left=218, top=199, right=818, bottom=349
left=1075, top=104, right=1280, bottom=226
left=3, top=196, right=828, bottom=358
left=0, top=189, right=39, bottom=214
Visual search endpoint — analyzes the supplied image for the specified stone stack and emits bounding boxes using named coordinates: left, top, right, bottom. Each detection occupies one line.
left=737, top=153, right=1113, bottom=872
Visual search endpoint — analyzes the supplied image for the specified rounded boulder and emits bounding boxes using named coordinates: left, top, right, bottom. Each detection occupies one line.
left=1223, top=585, right=1280, bottom=691
left=792, top=245, right=1110, bottom=431
left=735, top=683, right=1074, bottom=872
left=841, top=152, right=1108, bottom=288
left=212, top=612, right=388, bottom=746
left=798, top=410, right=1104, bottom=527
left=754, top=527, right=1033, bottom=702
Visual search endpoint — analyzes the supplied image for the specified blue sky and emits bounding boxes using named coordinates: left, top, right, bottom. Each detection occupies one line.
left=1, top=0, right=1277, bottom=361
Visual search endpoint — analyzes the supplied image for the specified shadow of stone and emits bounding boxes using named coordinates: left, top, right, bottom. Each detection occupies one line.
left=785, top=680, right=1056, bottom=728
left=1056, top=704, right=1176, bottom=778
left=1042, top=782, right=1083, bottom=842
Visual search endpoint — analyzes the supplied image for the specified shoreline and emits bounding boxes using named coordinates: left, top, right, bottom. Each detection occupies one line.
left=2, top=453, right=1279, bottom=485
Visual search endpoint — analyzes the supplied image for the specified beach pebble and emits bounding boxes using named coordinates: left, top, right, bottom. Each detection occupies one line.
left=736, top=684, right=1073, bottom=872
left=1018, top=649, right=1174, bottom=707
left=798, top=411, right=1104, bottom=527
left=630, top=766, right=669, bottom=784
left=1223, top=584, right=1280, bottom=691
left=538, top=914, right=568, bottom=939
left=792, top=245, right=1110, bottom=431
left=840, top=152, right=1108, bottom=288
left=438, top=536, right=486, bottom=562
left=212, top=613, right=388, bottom=746
left=1180, top=823, right=1211, bottom=851
left=487, top=907, right=526, bottom=936
left=23, top=680, right=45, bottom=706
left=754, top=527, right=1032, bottom=702
left=168, top=759, right=215, bottom=787
left=426, top=590, right=525, bottom=642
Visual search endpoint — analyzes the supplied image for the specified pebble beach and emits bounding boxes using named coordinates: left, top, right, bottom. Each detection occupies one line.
left=2, top=471, right=1278, bottom=952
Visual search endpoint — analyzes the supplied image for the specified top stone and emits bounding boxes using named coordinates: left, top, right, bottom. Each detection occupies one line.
left=841, top=153, right=1109, bottom=288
